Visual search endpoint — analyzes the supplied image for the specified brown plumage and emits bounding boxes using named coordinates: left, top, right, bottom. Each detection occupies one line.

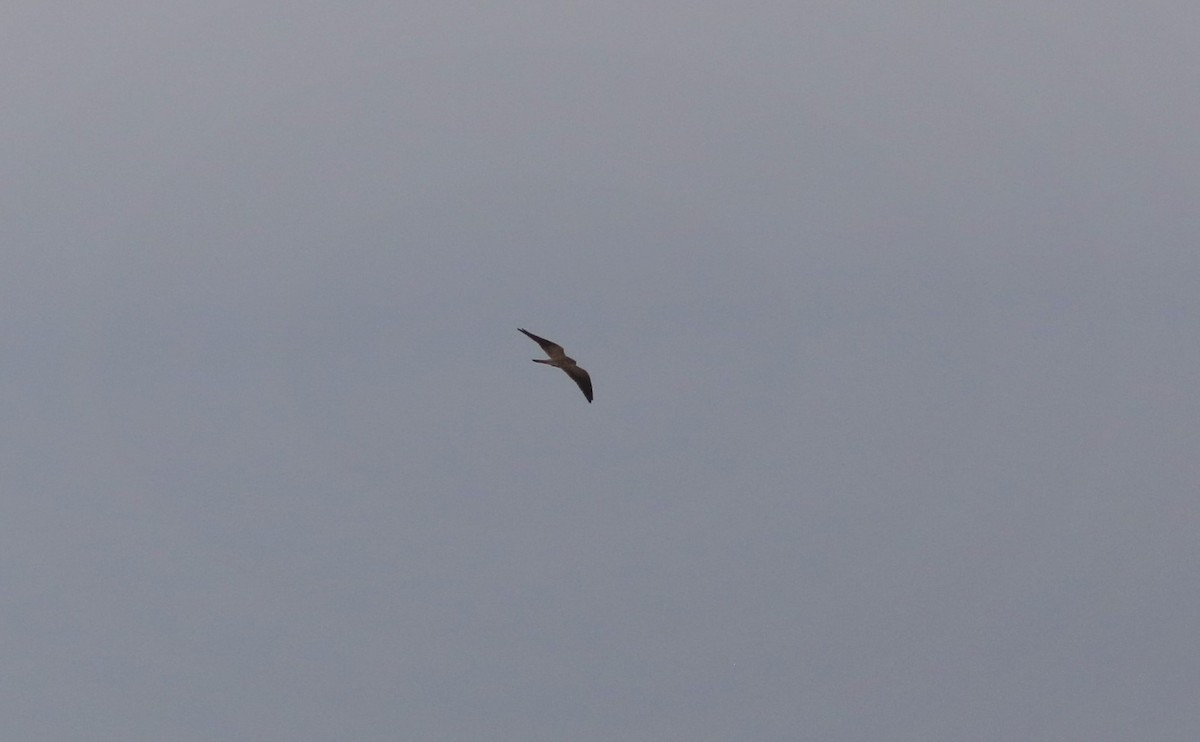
left=519, top=328, right=593, bottom=403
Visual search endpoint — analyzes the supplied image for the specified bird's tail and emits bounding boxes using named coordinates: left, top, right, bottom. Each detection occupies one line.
left=532, top=359, right=553, bottom=365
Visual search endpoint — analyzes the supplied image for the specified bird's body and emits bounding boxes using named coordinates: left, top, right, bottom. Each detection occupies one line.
left=519, top=328, right=593, bottom=402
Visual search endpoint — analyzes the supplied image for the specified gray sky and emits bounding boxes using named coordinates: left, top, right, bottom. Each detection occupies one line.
left=4, top=3, right=1198, bottom=740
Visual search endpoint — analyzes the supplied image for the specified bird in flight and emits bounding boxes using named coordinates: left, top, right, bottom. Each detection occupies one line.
left=519, top=328, right=593, bottom=403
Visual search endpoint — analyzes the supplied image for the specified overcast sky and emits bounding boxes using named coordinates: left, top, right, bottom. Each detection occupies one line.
left=3, top=3, right=1198, bottom=740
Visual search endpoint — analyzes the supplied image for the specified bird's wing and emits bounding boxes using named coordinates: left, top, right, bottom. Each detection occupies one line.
left=563, top=365, right=593, bottom=403
left=518, top=328, right=566, bottom=359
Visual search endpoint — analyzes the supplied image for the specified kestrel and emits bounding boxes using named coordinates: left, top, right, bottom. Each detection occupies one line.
left=519, top=328, right=593, bottom=403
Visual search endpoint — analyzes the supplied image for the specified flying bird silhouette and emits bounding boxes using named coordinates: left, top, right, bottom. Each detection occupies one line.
left=519, top=328, right=593, bottom=403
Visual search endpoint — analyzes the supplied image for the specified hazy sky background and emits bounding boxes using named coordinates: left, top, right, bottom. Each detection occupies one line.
left=4, top=3, right=1198, bottom=740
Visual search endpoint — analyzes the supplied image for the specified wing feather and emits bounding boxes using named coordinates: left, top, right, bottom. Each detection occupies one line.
left=518, top=328, right=566, bottom=359
left=563, top=365, right=593, bottom=403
